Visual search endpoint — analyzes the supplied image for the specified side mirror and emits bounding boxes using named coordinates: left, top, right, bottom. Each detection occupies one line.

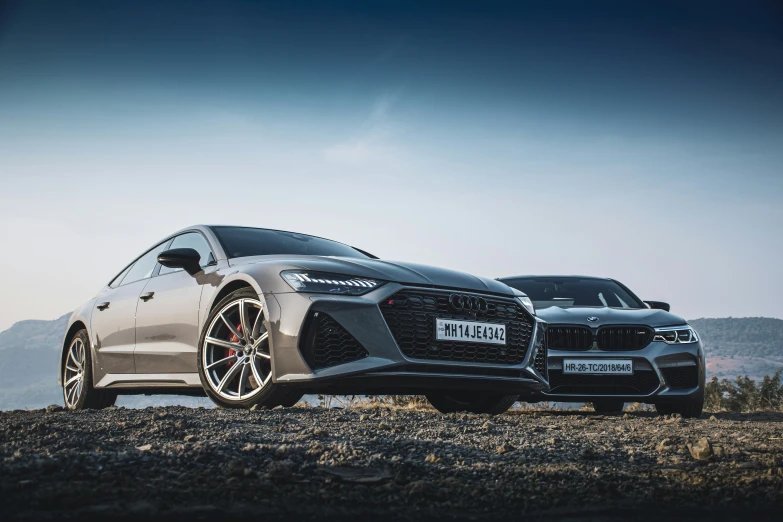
left=158, top=248, right=202, bottom=276
left=644, top=300, right=670, bottom=312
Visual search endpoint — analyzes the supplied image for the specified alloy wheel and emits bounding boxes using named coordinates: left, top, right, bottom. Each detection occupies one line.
left=63, top=337, right=86, bottom=408
left=202, top=298, right=271, bottom=401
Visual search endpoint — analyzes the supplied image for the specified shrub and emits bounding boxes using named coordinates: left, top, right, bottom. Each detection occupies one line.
left=704, top=370, right=783, bottom=412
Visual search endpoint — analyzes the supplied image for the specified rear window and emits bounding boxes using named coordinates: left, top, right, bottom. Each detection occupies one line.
left=211, top=227, right=370, bottom=259
left=501, top=277, right=645, bottom=309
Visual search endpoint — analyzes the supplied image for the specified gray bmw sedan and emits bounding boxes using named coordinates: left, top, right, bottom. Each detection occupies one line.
left=59, top=225, right=547, bottom=413
left=498, top=276, right=705, bottom=417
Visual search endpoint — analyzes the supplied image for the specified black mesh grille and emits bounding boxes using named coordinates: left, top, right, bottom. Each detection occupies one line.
left=534, top=332, right=548, bottom=379
left=660, top=365, right=699, bottom=390
left=596, top=326, right=654, bottom=351
left=548, top=369, right=660, bottom=395
left=548, top=326, right=593, bottom=351
left=301, top=312, right=369, bottom=370
left=379, top=290, right=534, bottom=365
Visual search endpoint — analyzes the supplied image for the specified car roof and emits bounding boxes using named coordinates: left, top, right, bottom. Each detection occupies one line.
left=497, top=275, right=612, bottom=281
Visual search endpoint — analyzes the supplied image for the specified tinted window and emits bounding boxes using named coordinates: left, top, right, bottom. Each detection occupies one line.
left=212, top=227, right=369, bottom=259
left=109, top=264, right=134, bottom=288
left=501, top=277, right=645, bottom=309
left=159, top=232, right=216, bottom=276
left=121, top=242, right=170, bottom=285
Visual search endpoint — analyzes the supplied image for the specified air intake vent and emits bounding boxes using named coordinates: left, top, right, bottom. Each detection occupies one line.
left=300, top=312, right=369, bottom=370
left=548, top=369, right=660, bottom=395
left=534, top=331, right=548, bottom=380
left=660, top=365, right=699, bottom=390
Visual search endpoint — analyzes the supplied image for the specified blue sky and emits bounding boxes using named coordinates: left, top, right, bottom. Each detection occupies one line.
left=0, top=0, right=781, bottom=330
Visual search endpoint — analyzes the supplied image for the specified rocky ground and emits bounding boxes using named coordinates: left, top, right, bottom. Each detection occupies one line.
left=1, top=406, right=782, bottom=521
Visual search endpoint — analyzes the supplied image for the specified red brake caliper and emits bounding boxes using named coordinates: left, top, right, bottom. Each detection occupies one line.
left=225, top=323, right=242, bottom=368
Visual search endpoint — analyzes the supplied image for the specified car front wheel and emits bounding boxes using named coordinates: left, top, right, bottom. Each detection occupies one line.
left=425, top=391, right=518, bottom=415
left=62, top=329, right=117, bottom=410
left=198, top=288, right=302, bottom=409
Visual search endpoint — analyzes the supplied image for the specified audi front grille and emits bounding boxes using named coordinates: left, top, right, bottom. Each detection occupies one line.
left=379, top=290, right=534, bottom=365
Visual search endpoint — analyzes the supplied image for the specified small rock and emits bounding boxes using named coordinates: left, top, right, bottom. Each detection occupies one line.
left=424, top=453, right=440, bottom=463
left=687, top=438, right=713, bottom=461
left=136, top=444, right=152, bottom=452
left=250, top=404, right=261, bottom=411
left=481, top=421, right=495, bottom=429
left=378, top=422, right=391, bottom=430
left=184, top=435, right=198, bottom=443
left=656, top=439, right=672, bottom=453
left=738, top=461, right=763, bottom=470
left=45, top=404, right=65, bottom=413
left=496, top=443, right=514, bottom=454
left=709, top=415, right=718, bottom=421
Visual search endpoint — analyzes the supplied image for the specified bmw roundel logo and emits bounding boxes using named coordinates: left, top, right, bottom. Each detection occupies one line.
left=587, top=316, right=599, bottom=322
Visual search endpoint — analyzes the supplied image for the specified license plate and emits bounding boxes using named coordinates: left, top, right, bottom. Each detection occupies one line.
left=435, top=318, right=506, bottom=345
left=562, top=359, right=633, bottom=375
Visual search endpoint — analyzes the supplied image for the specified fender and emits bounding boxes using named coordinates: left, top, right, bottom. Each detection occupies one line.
left=57, top=302, right=96, bottom=386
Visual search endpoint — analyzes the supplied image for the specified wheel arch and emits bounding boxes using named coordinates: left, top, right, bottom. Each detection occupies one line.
left=206, top=276, right=263, bottom=314
left=58, top=320, right=88, bottom=386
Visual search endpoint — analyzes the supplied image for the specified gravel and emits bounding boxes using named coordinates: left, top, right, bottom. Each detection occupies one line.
left=1, top=406, right=782, bottom=521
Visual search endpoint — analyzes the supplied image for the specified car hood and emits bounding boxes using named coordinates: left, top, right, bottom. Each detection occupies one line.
left=536, top=306, right=688, bottom=328
left=233, top=255, right=518, bottom=296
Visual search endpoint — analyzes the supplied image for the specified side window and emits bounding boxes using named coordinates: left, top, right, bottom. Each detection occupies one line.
left=159, top=232, right=215, bottom=276
left=109, top=263, right=134, bottom=288
left=121, top=242, right=170, bottom=285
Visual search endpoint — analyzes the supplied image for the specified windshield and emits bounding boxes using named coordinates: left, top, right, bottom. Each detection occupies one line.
left=500, top=277, right=645, bottom=309
left=211, top=227, right=370, bottom=259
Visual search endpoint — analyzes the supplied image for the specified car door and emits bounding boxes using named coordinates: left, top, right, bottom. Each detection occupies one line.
left=90, top=240, right=171, bottom=376
left=133, top=231, right=217, bottom=374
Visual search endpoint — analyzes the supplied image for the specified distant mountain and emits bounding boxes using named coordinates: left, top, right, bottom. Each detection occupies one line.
left=1, top=314, right=781, bottom=410
left=690, top=317, right=783, bottom=381
left=689, top=317, right=783, bottom=357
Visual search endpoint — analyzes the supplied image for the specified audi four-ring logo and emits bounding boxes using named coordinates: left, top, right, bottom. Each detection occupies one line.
left=449, top=294, right=488, bottom=312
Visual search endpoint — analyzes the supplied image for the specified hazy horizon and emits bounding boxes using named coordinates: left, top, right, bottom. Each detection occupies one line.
left=1, top=0, right=782, bottom=330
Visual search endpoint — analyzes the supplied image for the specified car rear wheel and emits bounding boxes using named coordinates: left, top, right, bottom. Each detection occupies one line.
left=198, top=288, right=303, bottom=409
left=655, top=388, right=704, bottom=419
left=425, top=391, right=518, bottom=415
left=592, top=399, right=625, bottom=414
left=62, top=329, right=117, bottom=410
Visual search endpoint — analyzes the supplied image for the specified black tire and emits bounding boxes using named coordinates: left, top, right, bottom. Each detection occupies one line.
left=656, top=388, right=704, bottom=419
left=62, top=329, right=117, bottom=410
left=592, top=399, right=625, bottom=414
left=197, top=288, right=303, bottom=409
left=425, top=391, right=518, bottom=415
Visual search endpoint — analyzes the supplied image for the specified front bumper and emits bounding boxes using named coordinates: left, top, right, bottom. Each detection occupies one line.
left=529, top=338, right=705, bottom=404
left=262, top=283, right=549, bottom=395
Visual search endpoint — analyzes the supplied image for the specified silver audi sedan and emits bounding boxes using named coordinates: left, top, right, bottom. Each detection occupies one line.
left=59, top=225, right=547, bottom=413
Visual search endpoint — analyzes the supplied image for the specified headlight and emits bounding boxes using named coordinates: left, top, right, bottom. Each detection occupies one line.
left=281, top=270, right=385, bottom=295
left=517, top=296, right=535, bottom=316
left=653, top=326, right=699, bottom=344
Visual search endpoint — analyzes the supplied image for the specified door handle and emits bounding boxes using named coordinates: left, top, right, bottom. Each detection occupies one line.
left=140, top=292, right=155, bottom=302
left=97, top=302, right=110, bottom=311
